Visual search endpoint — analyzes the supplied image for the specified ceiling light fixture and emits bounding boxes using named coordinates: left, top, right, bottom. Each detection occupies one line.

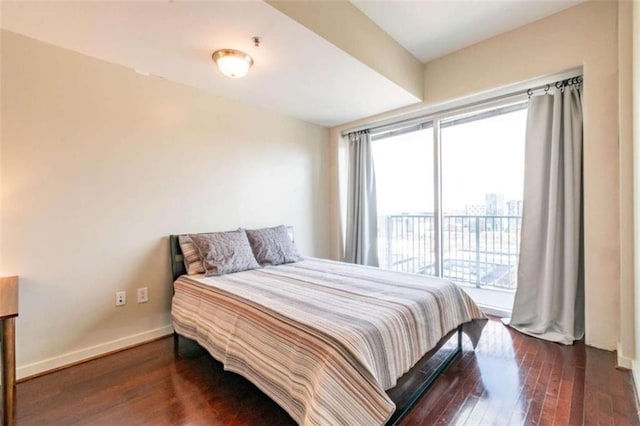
left=212, top=49, right=254, bottom=79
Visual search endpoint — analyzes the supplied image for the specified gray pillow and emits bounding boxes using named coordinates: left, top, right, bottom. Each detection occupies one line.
left=246, top=225, right=302, bottom=266
left=178, top=235, right=206, bottom=275
left=189, top=230, right=260, bottom=276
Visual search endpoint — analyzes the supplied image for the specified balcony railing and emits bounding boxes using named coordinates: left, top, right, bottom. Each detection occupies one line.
left=378, top=214, right=522, bottom=290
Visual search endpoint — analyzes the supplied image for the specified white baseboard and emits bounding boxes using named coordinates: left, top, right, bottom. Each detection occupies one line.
left=618, top=342, right=634, bottom=369
left=17, top=325, right=174, bottom=380
left=477, top=303, right=511, bottom=318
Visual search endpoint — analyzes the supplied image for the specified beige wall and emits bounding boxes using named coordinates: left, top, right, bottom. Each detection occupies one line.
left=618, top=0, right=635, bottom=369
left=332, top=1, right=623, bottom=351
left=0, top=30, right=330, bottom=378
left=633, top=0, right=640, bottom=386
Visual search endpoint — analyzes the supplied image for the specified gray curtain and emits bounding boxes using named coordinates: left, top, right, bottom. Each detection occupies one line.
left=508, top=84, right=584, bottom=345
left=344, top=130, right=379, bottom=266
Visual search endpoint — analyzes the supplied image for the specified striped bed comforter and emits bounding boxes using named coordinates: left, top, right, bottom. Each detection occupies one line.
left=172, top=257, right=486, bottom=425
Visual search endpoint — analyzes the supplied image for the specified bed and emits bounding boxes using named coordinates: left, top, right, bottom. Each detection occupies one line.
left=169, top=234, right=486, bottom=425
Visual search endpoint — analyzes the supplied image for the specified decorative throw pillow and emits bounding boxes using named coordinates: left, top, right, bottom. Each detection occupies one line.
left=245, top=225, right=302, bottom=266
left=189, top=230, right=260, bottom=276
left=178, top=235, right=206, bottom=275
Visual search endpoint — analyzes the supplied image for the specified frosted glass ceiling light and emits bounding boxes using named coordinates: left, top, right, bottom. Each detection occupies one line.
left=212, top=49, right=254, bottom=78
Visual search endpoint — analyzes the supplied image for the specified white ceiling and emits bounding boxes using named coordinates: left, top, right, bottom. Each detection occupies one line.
left=0, top=1, right=419, bottom=127
left=1, top=1, right=583, bottom=128
left=352, top=0, right=583, bottom=62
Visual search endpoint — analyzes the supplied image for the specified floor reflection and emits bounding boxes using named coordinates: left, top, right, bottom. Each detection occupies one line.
left=473, top=324, right=523, bottom=425
left=403, top=319, right=638, bottom=425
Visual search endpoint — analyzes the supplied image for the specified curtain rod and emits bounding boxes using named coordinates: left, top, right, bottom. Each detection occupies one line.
left=526, top=75, right=582, bottom=98
left=341, top=74, right=583, bottom=137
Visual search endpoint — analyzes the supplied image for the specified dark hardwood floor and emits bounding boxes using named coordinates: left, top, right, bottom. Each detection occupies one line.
left=17, top=318, right=639, bottom=425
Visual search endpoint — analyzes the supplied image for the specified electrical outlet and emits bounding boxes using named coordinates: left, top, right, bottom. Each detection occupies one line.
left=137, top=287, right=148, bottom=304
left=115, top=291, right=126, bottom=306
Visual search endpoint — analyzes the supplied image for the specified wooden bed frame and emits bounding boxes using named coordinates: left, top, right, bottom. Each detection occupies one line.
left=168, top=235, right=468, bottom=425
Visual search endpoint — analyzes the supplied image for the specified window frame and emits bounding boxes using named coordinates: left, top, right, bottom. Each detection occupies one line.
left=370, top=98, right=529, bottom=281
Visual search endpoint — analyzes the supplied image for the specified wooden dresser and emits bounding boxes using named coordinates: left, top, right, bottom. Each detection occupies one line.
left=0, top=277, right=18, bottom=426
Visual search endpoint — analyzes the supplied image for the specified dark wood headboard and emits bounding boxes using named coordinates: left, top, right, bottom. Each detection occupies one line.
left=169, top=235, right=186, bottom=281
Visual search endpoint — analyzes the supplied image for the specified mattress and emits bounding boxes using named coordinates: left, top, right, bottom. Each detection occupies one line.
left=172, top=257, right=486, bottom=425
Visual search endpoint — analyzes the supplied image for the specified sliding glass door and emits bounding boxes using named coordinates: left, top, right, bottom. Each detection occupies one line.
left=441, top=105, right=527, bottom=290
left=371, top=125, right=434, bottom=273
left=371, top=101, right=527, bottom=294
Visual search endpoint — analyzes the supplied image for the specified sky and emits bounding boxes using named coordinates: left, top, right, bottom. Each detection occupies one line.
left=372, top=108, right=527, bottom=215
